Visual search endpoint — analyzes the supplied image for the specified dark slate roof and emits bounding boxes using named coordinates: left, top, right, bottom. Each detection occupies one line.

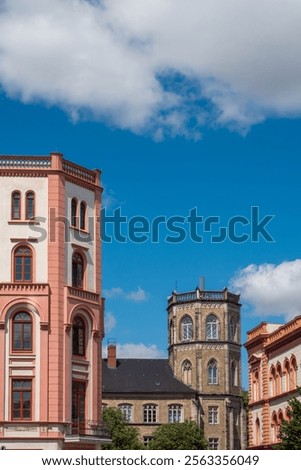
left=102, top=358, right=195, bottom=395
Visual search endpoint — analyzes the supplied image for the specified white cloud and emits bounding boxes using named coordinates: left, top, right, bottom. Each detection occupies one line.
left=230, top=259, right=301, bottom=320
left=103, top=286, right=149, bottom=302
left=1, top=0, right=301, bottom=137
left=104, top=311, right=117, bottom=333
left=102, top=342, right=166, bottom=359
left=103, top=287, right=124, bottom=299
left=126, top=287, right=148, bottom=302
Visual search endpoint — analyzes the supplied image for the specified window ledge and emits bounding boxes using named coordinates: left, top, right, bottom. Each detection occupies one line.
left=8, top=220, right=40, bottom=225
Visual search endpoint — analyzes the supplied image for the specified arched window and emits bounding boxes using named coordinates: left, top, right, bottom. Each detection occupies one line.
left=12, top=312, right=32, bottom=351
left=206, top=314, right=219, bottom=339
left=71, top=198, right=78, bottom=227
left=276, top=363, right=282, bottom=395
left=290, top=356, right=297, bottom=390
left=14, top=246, right=32, bottom=282
left=72, top=252, right=84, bottom=288
left=269, top=366, right=276, bottom=396
left=72, top=316, right=86, bottom=356
left=181, top=315, right=193, bottom=341
left=25, top=191, right=35, bottom=219
left=271, top=412, right=278, bottom=443
left=80, top=202, right=86, bottom=230
left=208, top=359, right=218, bottom=385
left=283, top=359, right=290, bottom=392
left=11, top=191, right=21, bottom=220
left=231, top=361, right=237, bottom=387
left=252, top=370, right=260, bottom=401
left=182, top=360, right=192, bottom=386
left=229, top=317, right=236, bottom=341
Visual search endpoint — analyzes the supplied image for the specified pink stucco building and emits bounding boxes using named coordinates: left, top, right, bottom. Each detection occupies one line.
left=0, top=153, right=108, bottom=449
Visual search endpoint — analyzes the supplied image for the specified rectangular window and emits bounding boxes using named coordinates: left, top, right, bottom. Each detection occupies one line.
left=208, top=406, right=218, bottom=424
left=208, top=438, right=219, bottom=450
left=119, top=404, right=132, bottom=422
left=143, top=404, right=157, bottom=423
left=12, top=379, right=32, bottom=420
left=168, top=405, right=182, bottom=423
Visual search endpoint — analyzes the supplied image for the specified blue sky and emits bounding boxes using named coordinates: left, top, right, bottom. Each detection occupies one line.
left=1, top=0, right=301, bottom=388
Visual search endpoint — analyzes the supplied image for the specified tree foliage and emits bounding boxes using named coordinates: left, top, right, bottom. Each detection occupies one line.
left=277, top=389, right=301, bottom=450
left=148, top=421, right=208, bottom=450
left=102, top=407, right=143, bottom=450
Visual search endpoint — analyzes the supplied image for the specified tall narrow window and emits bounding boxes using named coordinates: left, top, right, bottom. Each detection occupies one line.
left=283, top=359, right=290, bottom=392
left=181, top=315, right=193, bottom=341
left=72, top=252, right=84, bottom=288
left=14, top=246, right=32, bottom=282
left=72, top=316, right=86, bottom=356
left=12, top=191, right=21, bottom=220
left=72, top=381, right=86, bottom=433
left=71, top=198, right=78, bottom=227
left=182, top=360, right=192, bottom=386
left=12, top=312, right=32, bottom=351
left=231, top=361, right=237, bottom=387
left=255, top=418, right=261, bottom=446
left=80, top=202, right=86, bottom=230
left=12, top=379, right=32, bottom=420
left=208, top=359, right=218, bottom=385
left=168, top=405, right=182, bottom=423
left=206, top=314, right=219, bottom=339
left=290, top=356, right=297, bottom=390
left=229, top=317, right=236, bottom=341
left=25, top=192, right=35, bottom=219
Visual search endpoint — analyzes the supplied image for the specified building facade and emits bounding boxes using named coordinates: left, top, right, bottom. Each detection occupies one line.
left=0, top=153, right=108, bottom=449
left=103, top=344, right=197, bottom=446
left=103, top=283, right=246, bottom=450
left=245, top=316, right=301, bottom=449
left=167, top=284, right=246, bottom=450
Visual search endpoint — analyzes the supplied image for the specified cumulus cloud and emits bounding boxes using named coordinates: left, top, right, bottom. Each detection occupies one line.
left=103, top=342, right=166, bottom=359
left=103, top=286, right=149, bottom=302
left=104, top=311, right=117, bottom=333
left=230, top=259, right=301, bottom=320
left=125, top=287, right=148, bottom=302
left=1, top=0, right=301, bottom=138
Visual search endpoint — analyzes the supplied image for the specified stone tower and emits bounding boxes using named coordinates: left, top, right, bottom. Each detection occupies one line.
left=167, top=280, right=246, bottom=450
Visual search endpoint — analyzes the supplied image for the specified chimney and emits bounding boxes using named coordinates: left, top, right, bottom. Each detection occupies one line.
left=199, top=276, right=205, bottom=290
left=107, top=342, right=117, bottom=369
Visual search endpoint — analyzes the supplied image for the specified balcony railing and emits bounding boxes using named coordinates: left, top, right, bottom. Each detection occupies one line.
left=66, top=286, right=100, bottom=303
left=0, top=156, right=51, bottom=168
left=168, top=288, right=240, bottom=306
left=65, top=420, right=110, bottom=440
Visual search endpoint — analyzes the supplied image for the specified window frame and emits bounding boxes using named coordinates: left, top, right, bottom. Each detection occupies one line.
left=181, top=315, right=193, bottom=341
left=12, top=312, right=33, bottom=352
left=13, top=245, right=33, bottom=283
left=143, top=404, right=157, bottom=423
left=71, top=198, right=78, bottom=228
left=168, top=404, right=182, bottom=423
left=118, top=403, right=133, bottom=423
left=208, top=406, right=219, bottom=424
left=72, top=316, right=86, bottom=357
left=208, top=359, right=218, bottom=385
left=25, top=191, right=35, bottom=220
left=206, top=314, right=219, bottom=340
left=182, top=359, right=192, bottom=386
left=72, top=251, right=85, bottom=289
left=208, top=437, right=219, bottom=450
left=11, top=378, right=32, bottom=421
left=11, top=191, right=21, bottom=220
left=80, top=201, right=87, bottom=231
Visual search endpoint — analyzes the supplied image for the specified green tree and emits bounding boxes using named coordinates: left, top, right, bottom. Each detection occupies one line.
left=277, top=389, right=301, bottom=450
left=102, top=407, right=143, bottom=450
left=148, top=421, right=208, bottom=450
